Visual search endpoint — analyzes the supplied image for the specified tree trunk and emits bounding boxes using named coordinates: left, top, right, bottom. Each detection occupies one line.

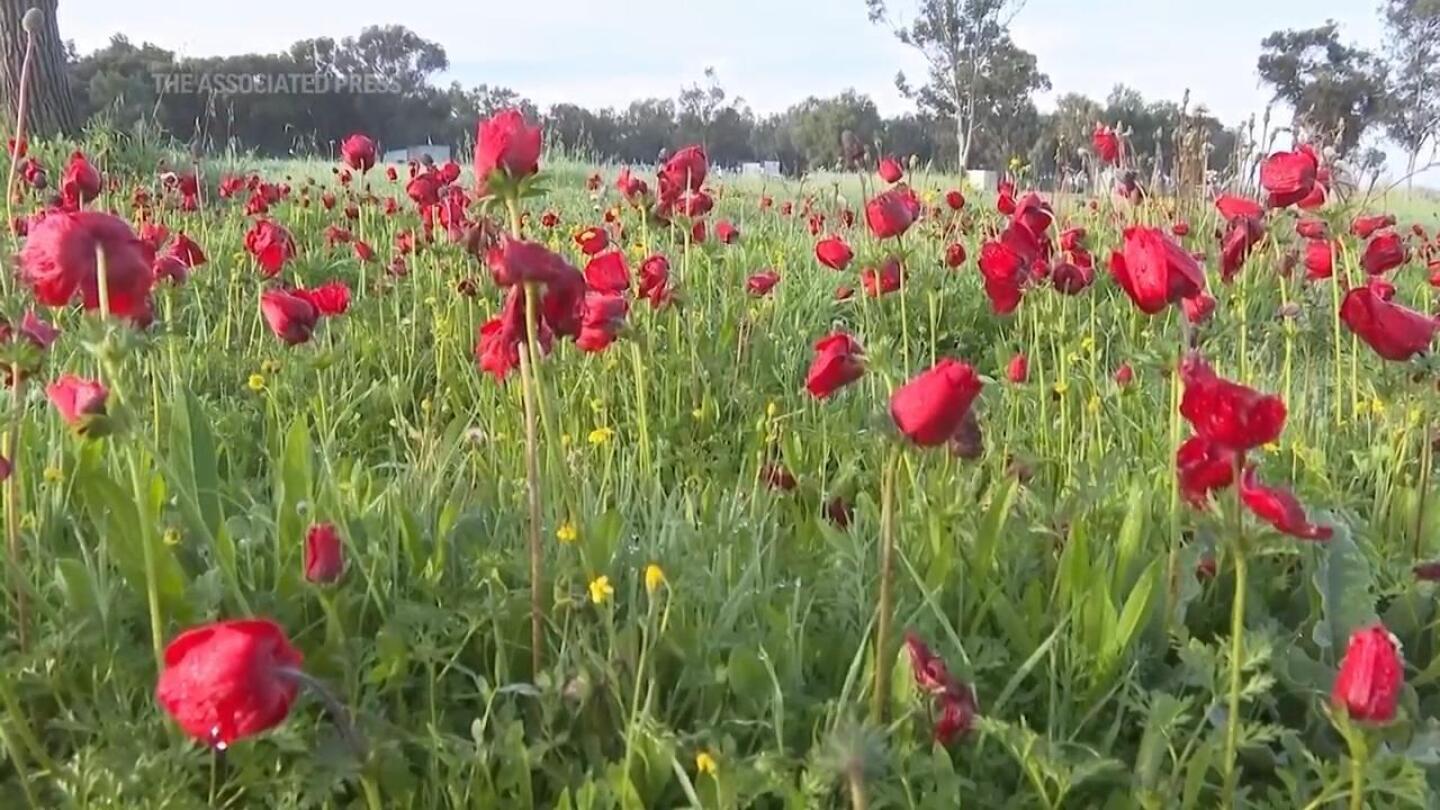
left=0, top=0, right=78, bottom=137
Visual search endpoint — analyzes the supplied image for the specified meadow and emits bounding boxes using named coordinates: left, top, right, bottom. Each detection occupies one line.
left=0, top=120, right=1439, bottom=810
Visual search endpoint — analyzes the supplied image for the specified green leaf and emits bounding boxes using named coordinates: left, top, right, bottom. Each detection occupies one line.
left=1310, top=522, right=1377, bottom=657
left=276, top=414, right=314, bottom=596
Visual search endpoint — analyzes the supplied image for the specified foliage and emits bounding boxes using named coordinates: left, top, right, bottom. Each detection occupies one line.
left=1256, top=21, right=1389, bottom=155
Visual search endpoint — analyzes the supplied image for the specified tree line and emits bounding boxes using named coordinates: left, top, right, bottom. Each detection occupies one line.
left=53, top=0, right=1438, bottom=182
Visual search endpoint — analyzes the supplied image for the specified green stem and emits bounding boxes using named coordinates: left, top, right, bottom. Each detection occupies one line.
left=1347, top=730, right=1368, bottom=810
left=870, top=447, right=901, bottom=723
left=1222, top=477, right=1248, bottom=807
left=504, top=197, right=547, bottom=680
left=5, top=366, right=26, bottom=652
left=1416, top=409, right=1431, bottom=561
left=129, top=451, right=165, bottom=669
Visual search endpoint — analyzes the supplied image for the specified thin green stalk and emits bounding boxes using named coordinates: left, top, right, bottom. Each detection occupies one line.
left=1222, top=467, right=1248, bottom=807
left=1416, top=405, right=1432, bottom=561
left=870, top=447, right=901, bottom=723
left=1347, top=730, right=1368, bottom=810
left=5, top=366, right=26, bottom=652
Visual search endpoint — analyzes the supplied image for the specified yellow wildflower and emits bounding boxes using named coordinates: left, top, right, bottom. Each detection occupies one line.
left=42, top=466, right=62, bottom=484
left=1263, top=442, right=1281, bottom=454
left=588, top=575, right=614, bottom=605
left=644, top=563, right=666, bottom=596
left=247, top=373, right=266, bottom=392
left=162, top=528, right=182, bottom=546
left=556, top=522, right=578, bottom=544
left=1053, top=382, right=1070, bottom=396
left=695, top=751, right=718, bottom=776
left=1370, top=398, right=1385, bottom=415
left=1080, top=335, right=1096, bottom=353
left=588, top=427, right=614, bottom=446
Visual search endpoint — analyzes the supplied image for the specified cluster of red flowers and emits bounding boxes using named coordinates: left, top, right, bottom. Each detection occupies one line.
left=904, top=632, right=978, bottom=745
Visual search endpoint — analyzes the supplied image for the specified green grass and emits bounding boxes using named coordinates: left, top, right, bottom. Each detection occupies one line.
left=1, top=146, right=1439, bottom=809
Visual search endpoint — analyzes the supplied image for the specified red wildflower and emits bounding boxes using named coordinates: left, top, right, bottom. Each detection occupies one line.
left=1351, top=214, right=1396, bottom=239
left=260, top=289, right=319, bottom=345
left=18, top=211, right=155, bottom=321
left=1239, top=467, right=1332, bottom=541
left=865, top=186, right=918, bottom=239
left=244, top=220, right=295, bottom=278
left=746, top=269, right=780, bottom=296
left=890, top=359, right=984, bottom=447
left=1179, top=356, right=1286, bottom=451
left=1339, top=283, right=1438, bottom=361
left=1260, top=146, right=1319, bottom=208
left=1362, top=231, right=1407, bottom=275
left=474, top=109, right=542, bottom=194
left=1332, top=625, right=1403, bottom=724
left=878, top=156, right=904, bottom=183
left=304, top=523, right=344, bottom=583
left=46, top=374, right=108, bottom=429
left=1177, top=435, right=1239, bottom=507
left=805, top=332, right=864, bottom=399
left=815, top=236, right=854, bottom=271
left=1092, top=124, right=1121, bottom=164
left=156, top=619, right=304, bottom=746
left=1108, top=226, right=1206, bottom=315
left=584, top=251, right=630, bottom=293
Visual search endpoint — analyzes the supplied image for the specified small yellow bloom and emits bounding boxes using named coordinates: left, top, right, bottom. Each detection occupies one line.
left=644, top=563, right=666, bottom=595
left=247, top=373, right=266, bottom=392
left=1009, top=156, right=1022, bottom=170
left=1370, top=398, right=1385, bottom=415
left=556, top=522, right=578, bottom=544
left=588, top=427, right=614, bottom=446
left=695, top=751, right=718, bottom=776
left=1262, top=442, right=1280, bottom=454
left=1053, top=382, right=1070, bottom=396
left=162, top=528, right=181, bottom=546
left=42, top=466, right=62, bottom=484
left=1079, top=335, right=1096, bottom=353
left=588, top=575, right=614, bottom=605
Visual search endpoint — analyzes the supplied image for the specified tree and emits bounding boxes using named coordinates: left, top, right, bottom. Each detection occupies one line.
left=0, top=0, right=79, bottom=136
left=1256, top=21, right=1388, bottom=155
left=783, top=91, right=882, bottom=171
left=867, top=0, right=1049, bottom=170
left=1380, top=0, right=1440, bottom=182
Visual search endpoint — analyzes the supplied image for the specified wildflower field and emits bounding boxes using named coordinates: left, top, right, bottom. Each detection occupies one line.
left=1, top=117, right=1440, bottom=810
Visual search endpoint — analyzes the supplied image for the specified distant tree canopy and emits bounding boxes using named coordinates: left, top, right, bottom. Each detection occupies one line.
left=1256, top=21, right=1390, bottom=155
left=63, top=24, right=1242, bottom=180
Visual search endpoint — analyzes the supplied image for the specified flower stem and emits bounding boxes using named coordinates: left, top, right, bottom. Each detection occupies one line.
left=870, top=447, right=901, bottom=723
left=1347, top=730, right=1368, bottom=810
left=1222, top=465, right=1248, bottom=807
left=847, top=762, right=869, bottom=810
left=505, top=197, right=547, bottom=680
left=5, top=366, right=26, bottom=652
left=1415, top=409, right=1431, bottom=561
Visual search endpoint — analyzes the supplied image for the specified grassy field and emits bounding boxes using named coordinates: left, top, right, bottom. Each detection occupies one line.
left=1, top=136, right=1440, bottom=809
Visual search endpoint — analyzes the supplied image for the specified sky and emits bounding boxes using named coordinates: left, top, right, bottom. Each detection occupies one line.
left=57, top=0, right=1426, bottom=181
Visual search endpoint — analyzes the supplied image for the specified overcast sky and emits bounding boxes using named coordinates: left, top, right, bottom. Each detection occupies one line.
left=57, top=0, right=1427, bottom=182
